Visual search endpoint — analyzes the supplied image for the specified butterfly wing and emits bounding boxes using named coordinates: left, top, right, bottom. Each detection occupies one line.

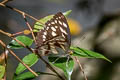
left=36, top=12, right=71, bottom=56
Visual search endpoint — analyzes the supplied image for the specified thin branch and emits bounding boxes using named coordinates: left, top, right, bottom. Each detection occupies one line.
left=0, top=40, right=38, bottom=77
left=0, top=29, right=34, bottom=53
left=38, top=72, right=58, bottom=77
left=37, top=54, right=65, bottom=80
left=0, top=3, right=44, bottom=25
left=3, top=49, right=8, bottom=80
left=0, top=29, right=65, bottom=80
left=74, top=56, right=88, bottom=80
left=12, top=31, right=23, bottom=36
left=21, top=13, right=65, bottom=80
left=0, top=0, right=12, bottom=4
left=22, top=13, right=37, bottom=44
left=0, top=1, right=65, bottom=80
left=0, top=29, right=12, bottom=37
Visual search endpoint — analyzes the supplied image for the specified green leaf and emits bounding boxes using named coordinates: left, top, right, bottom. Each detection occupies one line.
left=14, top=72, right=40, bottom=80
left=70, top=46, right=112, bottom=63
left=0, top=65, right=5, bottom=79
left=48, top=57, right=74, bottom=80
left=33, top=15, right=53, bottom=31
left=8, top=36, right=33, bottom=49
left=14, top=71, right=57, bottom=80
left=15, top=53, right=38, bottom=75
left=33, top=10, right=72, bottom=32
left=63, top=10, right=72, bottom=17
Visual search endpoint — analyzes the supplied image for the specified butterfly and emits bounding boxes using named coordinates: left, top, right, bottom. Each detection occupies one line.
left=36, top=12, right=72, bottom=57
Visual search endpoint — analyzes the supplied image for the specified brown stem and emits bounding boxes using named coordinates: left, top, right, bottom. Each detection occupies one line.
left=37, top=54, right=65, bottom=80
left=0, top=29, right=65, bottom=80
left=74, top=56, right=88, bottom=80
left=3, top=48, right=10, bottom=80
left=21, top=13, right=65, bottom=80
left=0, top=29, right=34, bottom=52
left=0, top=40, right=38, bottom=76
left=0, top=3, right=44, bottom=25
left=0, top=0, right=11, bottom=4
left=12, top=31, right=23, bottom=36
left=0, top=2, right=65, bottom=78
left=22, top=13, right=37, bottom=44
left=0, top=29, right=12, bottom=37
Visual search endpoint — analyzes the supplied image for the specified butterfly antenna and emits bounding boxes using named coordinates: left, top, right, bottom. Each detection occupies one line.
left=80, top=32, right=86, bottom=42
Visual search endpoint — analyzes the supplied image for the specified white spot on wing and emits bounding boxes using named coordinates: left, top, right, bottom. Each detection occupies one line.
left=46, top=27, right=49, bottom=30
left=63, top=22, right=67, bottom=28
left=55, top=26, right=58, bottom=28
left=62, top=33, right=66, bottom=38
left=43, top=39, right=45, bottom=41
left=44, top=32, right=47, bottom=35
left=48, top=23, right=50, bottom=26
left=51, top=22, right=55, bottom=24
left=55, top=20, right=57, bottom=23
left=51, top=27, right=56, bottom=31
left=59, top=21, right=62, bottom=25
left=52, top=31, right=57, bottom=36
left=60, top=27, right=67, bottom=34
left=43, top=35, right=46, bottom=39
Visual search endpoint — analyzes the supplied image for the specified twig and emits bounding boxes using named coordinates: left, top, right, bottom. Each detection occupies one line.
left=0, top=40, right=38, bottom=76
left=0, top=3, right=44, bottom=25
left=37, top=72, right=58, bottom=77
left=0, top=29, right=65, bottom=80
left=21, top=13, right=65, bottom=80
left=1, top=49, right=8, bottom=80
left=22, top=13, right=37, bottom=44
left=3, top=49, right=8, bottom=80
left=0, top=29, right=34, bottom=52
left=0, top=29, right=12, bottom=37
left=74, top=56, right=88, bottom=80
left=0, top=2, right=65, bottom=78
left=37, top=54, right=65, bottom=80
left=12, top=31, right=23, bottom=36
left=0, top=0, right=12, bottom=4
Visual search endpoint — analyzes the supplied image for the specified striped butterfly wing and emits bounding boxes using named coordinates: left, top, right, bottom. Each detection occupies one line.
left=36, top=12, right=71, bottom=56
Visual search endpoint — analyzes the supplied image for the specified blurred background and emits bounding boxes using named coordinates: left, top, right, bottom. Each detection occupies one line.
left=0, top=0, right=120, bottom=80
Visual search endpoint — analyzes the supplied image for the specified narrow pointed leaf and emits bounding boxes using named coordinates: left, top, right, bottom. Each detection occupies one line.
left=33, top=10, right=72, bottom=32
left=48, top=57, right=74, bottom=80
left=14, top=72, right=40, bottom=80
left=8, top=36, right=33, bottom=49
left=63, top=10, right=72, bottom=17
left=70, top=46, right=111, bottom=62
left=15, top=53, right=38, bottom=75
left=0, top=65, right=5, bottom=79
left=14, top=71, right=57, bottom=80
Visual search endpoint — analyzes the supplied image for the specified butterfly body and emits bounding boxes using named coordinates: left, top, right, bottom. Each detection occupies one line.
left=36, top=12, right=71, bottom=56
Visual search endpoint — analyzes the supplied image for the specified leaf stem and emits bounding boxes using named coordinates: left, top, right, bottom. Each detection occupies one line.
left=0, top=40, right=38, bottom=77
left=22, top=13, right=37, bottom=44
left=2, top=49, right=8, bottom=80
left=0, top=29, right=65, bottom=80
left=37, top=54, right=65, bottom=80
left=0, top=2, right=65, bottom=79
left=0, top=0, right=10, bottom=4
left=74, top=56, right=88, bottom=80
left=0, top=2, right=44, bottom=25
